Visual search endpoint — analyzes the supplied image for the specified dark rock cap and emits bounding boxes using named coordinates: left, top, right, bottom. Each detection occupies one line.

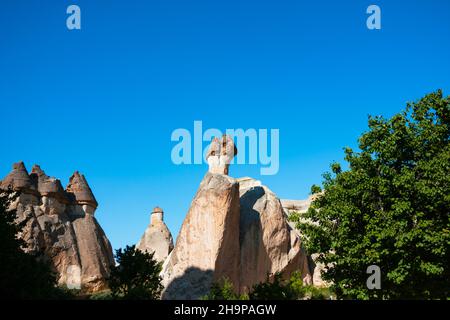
left=30, top=165, right=67, bottom=202
left=66, top=171, right=98, bottom=208
left=206, top=135, right=237, bottom=161
left=206, top=137, right=221, bottom=159
left=221, top=134, right=238, bottom=157
left=0, top=161, right=35, bottom=192
left=153, top=206, right=163, bottom=213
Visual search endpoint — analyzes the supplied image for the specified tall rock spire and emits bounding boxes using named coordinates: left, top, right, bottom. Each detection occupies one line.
left=0, top=161, right=35, bottom=192
left=66, top=171, right=98, bottom=209
left=0, top=162, right=114, bottom=292
left=160, top=136, right=315, bottom=298
left=161, top=137, right=241, bottom=299
left=137, top=206, right=174, bottom=263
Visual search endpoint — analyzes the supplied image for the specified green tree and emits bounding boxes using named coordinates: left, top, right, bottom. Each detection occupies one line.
left=249, top=273, right=297, bottom=300
left=0, top=190, right=65, bottom=299
left=291, top=90, right=450, bottom=299
left=310, top=184, right=322, bottom=195
left=204, top=272, right=332, bottom=300
left=108, top=245, right=163, bottom=300
left=203, top=277, right=247, bottom=300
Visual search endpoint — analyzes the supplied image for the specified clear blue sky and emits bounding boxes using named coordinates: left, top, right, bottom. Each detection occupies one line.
left=1, top=0, right=449, bottom=251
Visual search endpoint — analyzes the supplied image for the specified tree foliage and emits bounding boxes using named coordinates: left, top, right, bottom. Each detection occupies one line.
left=291, top=90, right=450, bottom=299
left=0, top=190, right=65, bottom=299
left=205, top=272, right=332, bottom=300
left=108, top=245, right=163, bottom=300
left=249, top=273, right=297, bottom=300
left=203, top=278, right=248, bottom=300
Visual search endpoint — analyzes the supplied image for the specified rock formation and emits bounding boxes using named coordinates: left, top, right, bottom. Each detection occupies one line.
left=281, top=197, right=327, bottom=288
left=137, top=206, right=174, bottom=262
left=206, top=134, right=238, bottom=175
left=161, top=172, right=241, bottom=299
left=0, top=162, right=114, bottom=292
left=160, top=137, right=315, bottom=299
left=238, top=177, right=313, bottom=293
left=161, top=136, right=241, bottom=299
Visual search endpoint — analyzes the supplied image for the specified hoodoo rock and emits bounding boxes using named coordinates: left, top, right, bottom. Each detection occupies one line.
left=0, top=162, right=114, bottom=292
left=161, top=136, right=315, bottom=299
left=161, top=173, right=241, bottom=299
left=66, top=171, right=98, bottom=214
left=137, top=206, right=174, bottom=262
left=1, top=161, right=35, bottom=192
left=161, top=135, right=241, bottom=299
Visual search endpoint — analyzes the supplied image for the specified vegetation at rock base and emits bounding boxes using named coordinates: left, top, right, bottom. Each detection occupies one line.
left=290, top=90, right=450, bottom=299
left=108, top=245, right=163, bottom=300
left=0, top=190, right=71, bottom=299
left=204, top=272, right=333, bottom=300
left=202, top=278, right=249, bottom=300
left=89, top=290, right=114, bottom=300
left=249, top=273, right=298, bottom=300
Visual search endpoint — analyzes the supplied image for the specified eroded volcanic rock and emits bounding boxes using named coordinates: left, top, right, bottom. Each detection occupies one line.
left=137, top=206, right=174, bottom=262
left=206, top=134, right=237, bottom=175
left=238, top=177, right=313, bottom=293
left=161, top=172, right=241, bottom=299
left=0, top=162, right=114, bottom=292
left=160, top=136, right=315, bottom=299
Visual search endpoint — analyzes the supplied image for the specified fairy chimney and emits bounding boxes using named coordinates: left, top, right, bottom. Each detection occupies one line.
left=0, top=162, right=114, bottom=292
left=66, top=171, right=98, bottom=215
left=206, top=134, right=237, bottom=175
left=137, top=206, right=174, bottom=262
left=0, top=161, right=35, bottom=192
left=30, top=165, right=68, bottom=204
left=151, top=206, right=164, bottom=224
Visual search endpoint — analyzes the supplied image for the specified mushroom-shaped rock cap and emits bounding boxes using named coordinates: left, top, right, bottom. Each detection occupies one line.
left=152, top=206, right=163, bottom=213
left=206, top=137, right=221, bottom=159
left=206, top=135, right=237, bottom=162
left=206, top=135, right=238, bottom=175
left=0, top=161, right=34, bottom=191
left=221, top=134, right=238, bottom=158
left=151, top=206, right=164, bottom=223
left=30, top=165, right=67, bottom=200
left=66, top=171, right=98, bottom=208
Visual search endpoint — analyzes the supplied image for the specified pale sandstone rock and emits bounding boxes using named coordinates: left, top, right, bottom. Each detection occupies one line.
left=161, top=172, right=241, bottom=299
left=281, top=196, right=328, bottom=288
left=137, top=206, right=174, bottom=262
left=71, top=214, right=114, bottom=292
left=161, top=136, right=316, bottom=299
left=239, top=178, right=313, bottom=293
left=0, top=162, right=114, bottom=292
left=206, top=135, right=237, bottom=175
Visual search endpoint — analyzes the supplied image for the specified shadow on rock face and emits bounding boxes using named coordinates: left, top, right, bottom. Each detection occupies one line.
left=239, top=186, right=266, bottom=242
left=239, top=186, right=272, bottom=293
left=162, top=267, right=214, bottom=300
